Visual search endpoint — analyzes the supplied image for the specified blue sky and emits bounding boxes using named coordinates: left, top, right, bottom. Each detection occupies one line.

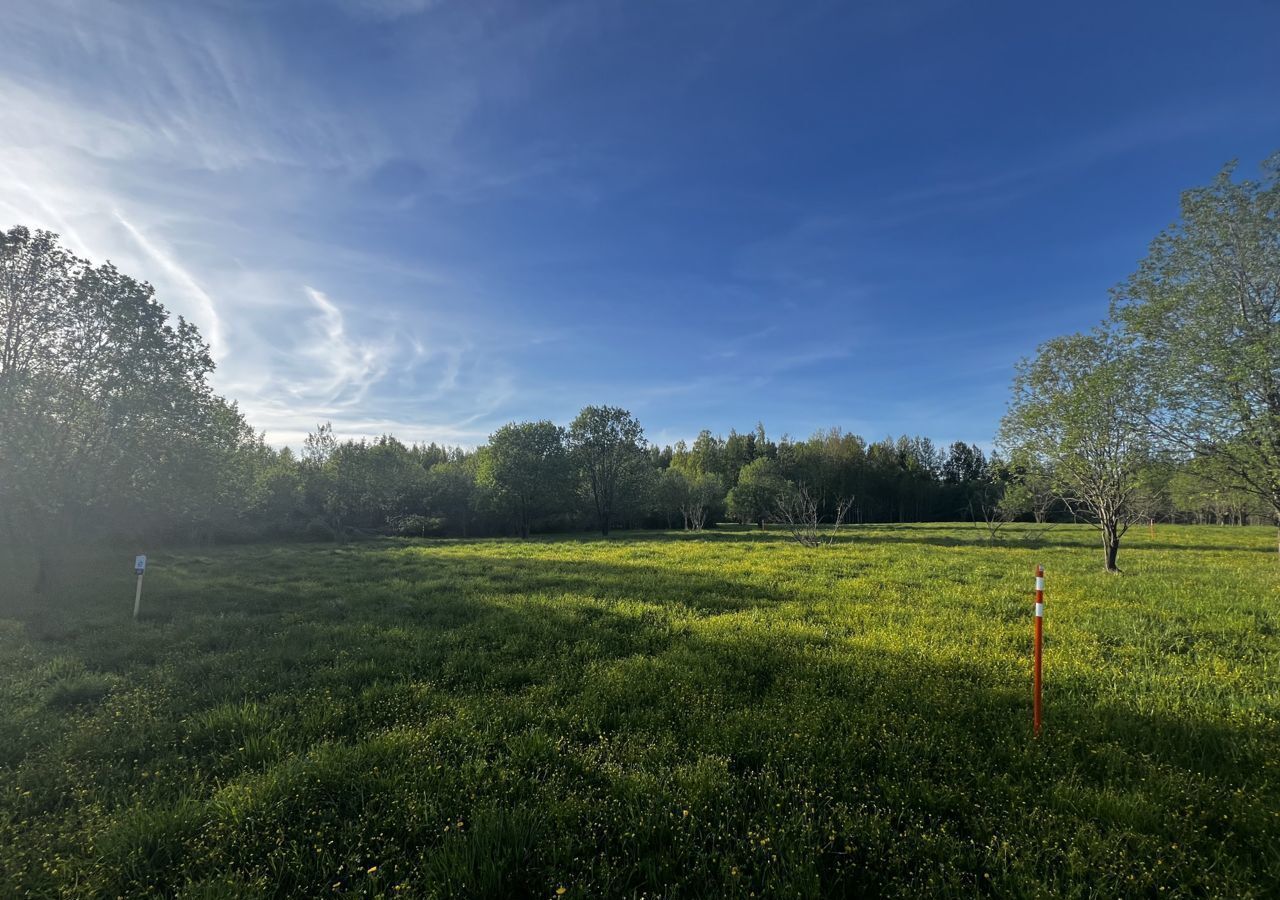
left=3, top=1, right=1278, bottom=449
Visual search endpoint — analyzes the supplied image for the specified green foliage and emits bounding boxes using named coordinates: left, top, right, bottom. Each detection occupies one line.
left=654, top=468, right=692, bottom=529
left=682, top=471, right=726, bottom=531
left=1112, top=153, right=1280, bottom=527
left=941, top=441, right=987, bottom=485
left=1000, top=329, right=1158, bottom=570
left=422, top=459, right=481, bottom=537
left=654, top=468, right=726, bottom=531
left=0, top=226, right=257, bottom=581
left=1000, top=447, right=1058, bottom=524
left=568, top=406, right=647, bottom=536
left=1, top=525, right=1276, bottom=896
left=1168, top=455, right=1271, bottom=525
left=250, top=447, right=305, bottom=532
left=726, top=457, right=791, bottom=527
left=478, top=421, right=570, bottom=538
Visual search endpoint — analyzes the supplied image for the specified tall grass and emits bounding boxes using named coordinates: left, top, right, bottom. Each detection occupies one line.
left=1, top=524, right=1276, bottom=897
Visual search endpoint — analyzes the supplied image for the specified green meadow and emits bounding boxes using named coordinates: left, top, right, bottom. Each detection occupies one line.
left=1, top=524, right=1277, bottom=898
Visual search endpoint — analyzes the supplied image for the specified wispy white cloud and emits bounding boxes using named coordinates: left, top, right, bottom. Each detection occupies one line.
left=115, top=212, right=227, bottom=361
left=0, top=0, right=545, bottom=448
left=299, top=287, right=394, bottom=407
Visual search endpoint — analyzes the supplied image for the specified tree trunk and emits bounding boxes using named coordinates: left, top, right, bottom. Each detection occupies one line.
left=1102, top=519, right=1121, bottom=572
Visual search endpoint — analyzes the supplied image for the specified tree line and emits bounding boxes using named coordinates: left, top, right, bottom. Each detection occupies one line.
left=3, top=151, right=1277, bottom=586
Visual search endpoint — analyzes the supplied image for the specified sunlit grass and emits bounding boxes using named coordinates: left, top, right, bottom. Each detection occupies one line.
left=1, top=523, right=1277, bottom=897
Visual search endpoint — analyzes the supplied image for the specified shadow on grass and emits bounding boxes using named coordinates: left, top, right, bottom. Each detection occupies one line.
left=61, top=590, right=1278, bottom=897
left=4, top=539, right=1277, bottom=896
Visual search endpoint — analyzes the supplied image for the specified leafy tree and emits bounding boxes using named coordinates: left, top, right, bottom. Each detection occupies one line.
left=252, top=446, right=306, bottom=534
left=649, top=467, right=724, bottom=531
left=1001, top=447, right=1057, bottom=524
left=1000, top=328, right=1158, bottom=571
left=941, top=441, right=989, bottom=520
left=424, top=459, right=479, bottom=536
left=648, top=444, right=674, bottom=470
left=299, top=423, right=347, bottom=536
left=680, top=472, right=725, bottom=531
left=1167, top=453, right=1268, bottom=525
left=753, top=422, right=776, bottom=459
left=654, top=468, right=686, bottom=529
left=610, top=458, right=657, bottom=530
left=145, top=397, right=265, bottom=541
left=568, top=406, right=646, bottom=536
left=722, top=428, right=755, bottom=485
left=1112, top=153, right=1280, bottom=553
left=340, top=436, right=425, bottom=528
left=783, top=429, right=866, bottom=521
left=479, top=421, right=569, bottom=538
left=1, top=226, right=239, bottom=589
left=941, top=442, right=987, bottom=485
left=302, top=422, right=337, bottom=465
left=726, top=457, right=791, bottom=528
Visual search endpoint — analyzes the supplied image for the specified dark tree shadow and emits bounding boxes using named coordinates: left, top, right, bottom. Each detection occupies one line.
left=4, top=538, right=1276, bottom=897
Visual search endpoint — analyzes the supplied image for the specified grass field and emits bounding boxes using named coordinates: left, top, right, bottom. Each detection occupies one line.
left=1, top=523, right=1277, bottom=898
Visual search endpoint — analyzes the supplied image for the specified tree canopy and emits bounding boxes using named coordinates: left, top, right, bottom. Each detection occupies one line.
left=568, top=406, right=646, bottom=536
left=1000, top=329, right=1159, bottom=571
left=0, top=226, right=257, bottom=589
left=478, top=421, right=570, bottom=539
left=1112, top=154, right=1280, bottom=546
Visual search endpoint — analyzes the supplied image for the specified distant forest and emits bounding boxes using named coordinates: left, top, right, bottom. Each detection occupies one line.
left=3, top=153, right=1277, bottom=583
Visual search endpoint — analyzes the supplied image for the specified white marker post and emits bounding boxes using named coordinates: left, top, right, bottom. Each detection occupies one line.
left=133, top=555, right=147, bottom=620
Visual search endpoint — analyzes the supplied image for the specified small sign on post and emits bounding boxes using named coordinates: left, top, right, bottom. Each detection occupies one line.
left=133, top=555, right=147, bottom=620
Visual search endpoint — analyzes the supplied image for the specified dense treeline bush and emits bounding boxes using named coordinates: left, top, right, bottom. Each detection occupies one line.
left=3, top=152, right=1277, bottom=581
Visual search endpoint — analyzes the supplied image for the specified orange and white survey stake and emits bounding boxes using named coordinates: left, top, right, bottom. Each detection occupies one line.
left=1033, top=564, right=1044, bottom=736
